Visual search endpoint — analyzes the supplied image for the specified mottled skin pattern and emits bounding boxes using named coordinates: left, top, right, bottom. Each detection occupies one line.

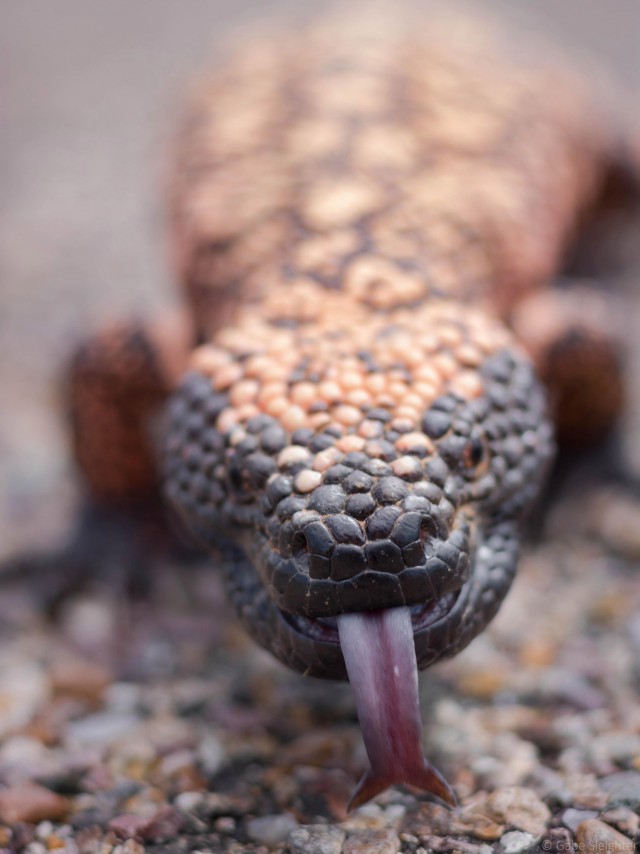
left=27, top=15, right=634, bottom=809
left=69, top=323, right=170, bottom=501
left=157, top=20, right=620, bottom=681
left=60, top=19, right=630, bottom=690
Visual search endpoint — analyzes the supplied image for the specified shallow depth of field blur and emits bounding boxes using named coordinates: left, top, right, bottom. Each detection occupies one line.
left=0, top=1, right=640, bottom=849
left=1, top=0, right=639, bottom=556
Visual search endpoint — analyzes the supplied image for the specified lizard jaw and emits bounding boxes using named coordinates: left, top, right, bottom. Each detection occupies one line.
left=282, top=589, right=460, bottom=645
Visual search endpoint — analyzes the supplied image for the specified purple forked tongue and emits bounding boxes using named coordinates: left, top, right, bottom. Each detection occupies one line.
left=337, top=606, right=456, bottom=811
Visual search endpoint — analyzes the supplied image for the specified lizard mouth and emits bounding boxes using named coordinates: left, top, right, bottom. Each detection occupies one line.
left=282, top=587, right=461, bottom=645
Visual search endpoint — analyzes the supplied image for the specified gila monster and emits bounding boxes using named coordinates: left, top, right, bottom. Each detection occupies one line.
left=66, top=15, right=632, bottom=809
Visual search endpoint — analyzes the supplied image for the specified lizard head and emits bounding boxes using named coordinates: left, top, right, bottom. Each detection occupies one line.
left=164, top=298, right=553, bottom=807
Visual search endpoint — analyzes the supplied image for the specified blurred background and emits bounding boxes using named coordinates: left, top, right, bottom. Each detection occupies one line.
left=0, top=2, right=639, bottom=844
left=1, top=0, right=639, bottom=553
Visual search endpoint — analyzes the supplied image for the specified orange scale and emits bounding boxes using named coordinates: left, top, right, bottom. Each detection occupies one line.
left=306, top=359, right=328, bottom=377
left=364, top=440, right=386, bottom=458
left=438, top=326, right=462, bottom=348
left=243, top=355, right=272, bottom=378
left=413, top=381, right=440, bottom=403
left=358, top=419, right=384, bottom=439
left=323, top=365, right=340, bottom=381
left=345, top=389, right=371, bottom=408
left=309, top=411, right=332, bottom=430
left=473, top=328, right=501, bottom=354
left=216, top=407, right=240, bottom=433
left=228, top=426, right=248, bottom=447
left=216, top=328, right=246, bottom=350
left=388, top=367, right=409, bottom=382
left=318, top=380, right=342, bottom=403
left=191, top=346, right=233, bottom=376
left=433, top=352, right=459, bottom=380
left=313, top=446, right=342, bottom=472
left=374, top=395, right=396, bottom=409
left=338, top=351, right=362, bottom=367
left=236, top=403, right=260, bottom=422
left=278, top=445, right=312, bottom=468
left=259, top=358, right=290, bottom=378
left=413, top=364, right=441, bottom=385
left=258, top=381, right=286, bottom=405
left=365, top=373, right=386, bottom=394
left=265, top=397, right=289, bottom=417
left=395, top=406, right=420, bottom=422
left=290, top=382, right=319, bottom=408
left=340, top=371, right=364, bottom=390
left=336, top=435, right=367, bottom=453
left=419, top=334, right=441, bottom=353
left=214, top=363, right=244, bottom=392
left=269, top=335, right=296, bottom=355
left=280, top=405, right=308, bottom=432
left=332, top=404, right=362, bottom=427
left=395, top=432, right=434, bottom=454
left=460, top=311, right=483, bottom=331
left=456, top=344, right=483, bottom=368
left=372, top=291, right=399, bottom=311
left=230, top=379, right=259, bottom=407
left=388, top=337, right=413, bottom=357
left=448, top=370, right=484, bottom=399
left=402, top=393, right=424, bottom=410
left=432, top=302, right=459, bottom=320
left=295, top=470, right=323, bottom=494
left=374, top=340, right=396, bottom=363
left=389, top=382, right=410, bottom=400
left=404, top=348, right=428, bottom=367
left=352, top=329, right=372, bottom=350
left=392, top=456, right=424, bottom=478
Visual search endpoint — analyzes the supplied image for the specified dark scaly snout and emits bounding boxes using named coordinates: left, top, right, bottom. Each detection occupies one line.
left=165, top=342, right=554, bottom=679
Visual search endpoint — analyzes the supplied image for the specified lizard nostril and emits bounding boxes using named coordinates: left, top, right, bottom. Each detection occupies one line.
left=420, top=517, right=437, bottom=558
left=292, top=531, right=309, bottom=564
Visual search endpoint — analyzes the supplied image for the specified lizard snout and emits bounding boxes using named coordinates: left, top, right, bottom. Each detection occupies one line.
left=272, top=502, right=472, bottom=618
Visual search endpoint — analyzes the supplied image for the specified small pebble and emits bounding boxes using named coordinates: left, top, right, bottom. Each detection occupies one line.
left=287, top=824, right=346, bottom=854
left=108, top=814, right=148, bottom=840
left=0, top=783, right=68, bottom=824
left=0, top=735, right=49, bottom=768
left=343, top=828, right=401, bottom=854
left=174, top=790, right=205, bottom=812
left=50, top=657, right=112, bottom=702
left=576, top=819, right=634, bottom=853
left=109, top=807, right=183, bottom=843
left=560, top=807, right=599, bottom=833
left=500, top=830, right=536, bottom=853
left=600, top=771, right=640, bottom=808
left=116, top=841, right=145, bottom=854
left=65, top=712, right=141, bottom=746
left=486, top=787, right=550, bottom=838
left=0, top=663, right=48, bottom=738
left=196, top=732, right=225, bottom=775
left=246, top=813, right=298, bottom=846
left=601, top=807, right=640, bottom=837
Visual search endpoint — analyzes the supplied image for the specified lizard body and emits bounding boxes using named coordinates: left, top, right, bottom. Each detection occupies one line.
left=64, top=16, right=631, bottom=809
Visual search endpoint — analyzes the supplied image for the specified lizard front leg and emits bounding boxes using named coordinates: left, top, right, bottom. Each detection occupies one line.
left=1, top=311, right=195, bottom=615
left=69, top=313, right=190, bottom=501
left=511, top=284, right=625, bottom=450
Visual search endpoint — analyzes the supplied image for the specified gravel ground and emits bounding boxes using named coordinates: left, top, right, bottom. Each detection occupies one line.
left=1, top=2, right=640, bottom=852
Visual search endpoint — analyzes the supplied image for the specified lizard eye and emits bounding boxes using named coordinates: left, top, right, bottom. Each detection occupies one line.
left=462, top=436, right=487, bottom=472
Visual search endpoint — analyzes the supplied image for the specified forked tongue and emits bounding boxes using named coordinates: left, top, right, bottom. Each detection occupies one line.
left=337, top=606, right=456, bottom=811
